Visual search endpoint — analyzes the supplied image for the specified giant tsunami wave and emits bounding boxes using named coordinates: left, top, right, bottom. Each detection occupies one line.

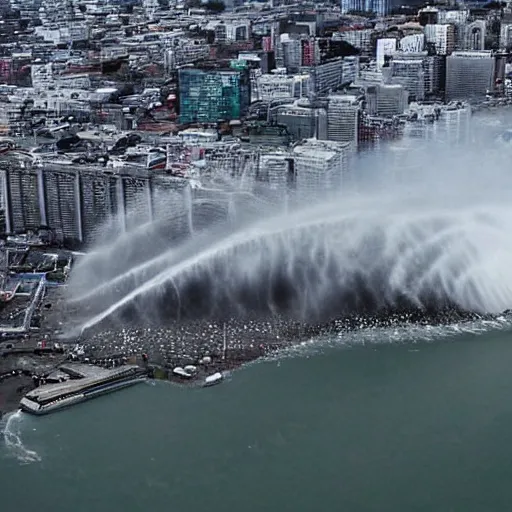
left=66, top=123, right=512, bottom=335
left=67, top=184, right=512, bottom=334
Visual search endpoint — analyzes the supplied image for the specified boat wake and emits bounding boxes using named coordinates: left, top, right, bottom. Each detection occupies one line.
left=0, top=410, right=41, bottom=464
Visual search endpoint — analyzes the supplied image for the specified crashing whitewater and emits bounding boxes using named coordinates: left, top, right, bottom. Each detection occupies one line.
left=66, top=119, right=512, bottom=337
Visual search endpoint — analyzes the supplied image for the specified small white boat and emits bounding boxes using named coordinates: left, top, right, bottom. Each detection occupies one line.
left=203, top=372, right=223, bottom=387
left=172, top=367, right=193, bottom=379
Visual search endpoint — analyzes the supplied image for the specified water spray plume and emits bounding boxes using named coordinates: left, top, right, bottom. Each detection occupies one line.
left=67, top=115, right=512, bottom=333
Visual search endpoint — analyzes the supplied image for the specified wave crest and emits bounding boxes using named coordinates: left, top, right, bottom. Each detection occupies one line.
left=67, top=190, right=512, bottom=333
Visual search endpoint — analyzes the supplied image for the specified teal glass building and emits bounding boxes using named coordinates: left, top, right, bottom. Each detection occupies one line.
left=178, top=68, right=251, bottom=124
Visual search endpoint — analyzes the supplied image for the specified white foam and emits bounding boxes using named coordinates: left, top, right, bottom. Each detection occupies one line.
left=267, top=315, right=512, bottom=362
left=1, top=410, right=41, bottom=465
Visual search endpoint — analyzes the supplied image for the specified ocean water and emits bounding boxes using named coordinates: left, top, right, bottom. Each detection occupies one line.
left=3, top=327, right=512, bottom=511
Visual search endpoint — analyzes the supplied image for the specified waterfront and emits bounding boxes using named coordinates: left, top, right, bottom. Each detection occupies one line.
left=3, top=327, right=512, bottom=511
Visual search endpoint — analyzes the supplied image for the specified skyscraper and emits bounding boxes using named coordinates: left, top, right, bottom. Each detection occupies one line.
left=445, top=51, right=495, bottom=102
left=327, top=95, right=360, bottom=151
left=292, top=139, right=351, bottom=203
left=178, top=68, right=251, bottom=124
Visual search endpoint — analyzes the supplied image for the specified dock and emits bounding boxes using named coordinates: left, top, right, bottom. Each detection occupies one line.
left=20, top=363, right=147, bottom=415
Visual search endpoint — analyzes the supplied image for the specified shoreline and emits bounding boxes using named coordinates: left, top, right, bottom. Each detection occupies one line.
left=0, top=341, right=284, bottom=416
left=0, top=307, right=504, bottom=417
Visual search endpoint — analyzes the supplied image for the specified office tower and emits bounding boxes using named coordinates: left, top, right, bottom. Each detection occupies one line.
left=340, top=0, right=364, bottom=14
left=389, top=53, right=426, bottom=102
left=424, top=24, right=455, bottom=55
left=423, top=55, right=444, bottom=98
left=43, top=168, right=82, bottom=245
left=301, top=40, right=315, bottom=66
left=276, top=103, right=328, bottom=140
left=368, top=0, right=390, bottom=16
left=309, top=58, right=344, bottom=97
left=437, top=102, right=471, bottom=145
left=292, top=139, right=351, bottom=203
left=80, top=171, right=118, bottom=244
left=342, top=57, right=359, bottom=85
left=327, top=95, right=360, bottom=150
left=178, top=68, right=251, bottom=124
left=277, top=37, right=302, bottom=73
left=445, top=51, right=494, bottom=102
left=257, top=153, right=293, bottom=210
left=4, top=167, right=42, bottom=233
left=365, top=84, right=408, bottom=117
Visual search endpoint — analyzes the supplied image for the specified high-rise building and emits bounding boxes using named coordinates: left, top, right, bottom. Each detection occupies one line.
left=178, top=68, right=251, bottom=124
left=258, top=153, right=293, bottom=210
left=1, top=164, right=194, bottom=247
left=327, top=95, right=361, bottom=150
left=276, top=36, right=302, bottom=73
left=340, top=0, right=365, bottom=13
left=43, top=168, right=82, bottom=245
left=309, top=58, right=344, bottom=97
left=3, top=166, right=42, bottom=234
left=437, top=102, right=471, bottom=145
left=368, top=0, right=390, bottom=16
left=276, top=103, right=328, bottom=140
left=389, top=53, right=426, bottom=102
left=80, top=170, right=118, bottom=243
left=424, top=24, right=455, bottom=56
left=342, top=57, right=360, bottom=85
left=365, top=84, right=408, bottom=117
left=292, top=139, right=351, bottom=202
left=445, top=51, right=495, bottom=102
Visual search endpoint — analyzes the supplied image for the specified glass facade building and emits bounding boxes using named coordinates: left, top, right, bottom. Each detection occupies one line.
left=178, top=68, right=251, bottom=124
left=340, top=0, right=389, bottom=15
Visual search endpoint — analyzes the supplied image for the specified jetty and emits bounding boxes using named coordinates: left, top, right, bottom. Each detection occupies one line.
left=20, top=363, right=147, bottom=415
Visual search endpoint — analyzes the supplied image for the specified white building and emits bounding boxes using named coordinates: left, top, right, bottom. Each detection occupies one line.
left=400, top=34, right=425, bottom=53
left=446, top=51, right=495, bottom=102
left=256, top=74, right=311, bottom=101
left=292, top=139, right=350, bottom=202
left=376, top=38, right=397, bottom=70
left=327, top=95, right=360, bottom=151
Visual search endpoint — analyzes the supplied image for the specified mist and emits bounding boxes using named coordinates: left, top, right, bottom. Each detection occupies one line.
left=67, top=110, right=512, bottom=334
